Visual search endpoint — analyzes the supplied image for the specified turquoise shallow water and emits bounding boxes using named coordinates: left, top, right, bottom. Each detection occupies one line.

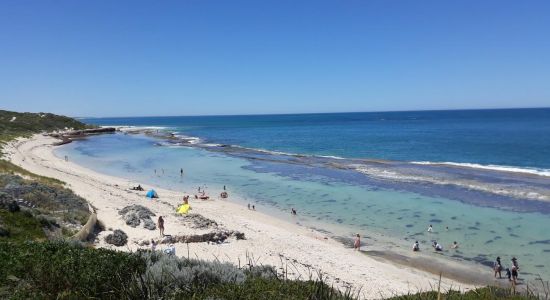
left=56, top=133, right=550, bottom=282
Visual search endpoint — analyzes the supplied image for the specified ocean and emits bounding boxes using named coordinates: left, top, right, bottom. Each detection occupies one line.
left=57, top=108, right=550, bottom=281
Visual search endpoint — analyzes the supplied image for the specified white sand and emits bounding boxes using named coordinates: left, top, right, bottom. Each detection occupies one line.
left=6, top=134, right=475, bottom=299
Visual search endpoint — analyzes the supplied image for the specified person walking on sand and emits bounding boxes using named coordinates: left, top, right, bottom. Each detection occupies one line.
left=354, top=234, right=361, bottom=250
left=157, top=216, right=165, bottom=237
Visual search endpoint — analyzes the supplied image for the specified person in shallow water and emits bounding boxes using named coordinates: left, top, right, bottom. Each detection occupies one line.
left=432, top=241, right=443, bottom=251
left=451, top=241, right=459, bottom=249
left=291, top=208, right=297, bottom=215
left=412, top=241, right=420, bottom=251
left=428, top=224, right=433, bottom=232
left=354, top=234, right=361, bottom=250
left=494, top=257, right=503, bottom=278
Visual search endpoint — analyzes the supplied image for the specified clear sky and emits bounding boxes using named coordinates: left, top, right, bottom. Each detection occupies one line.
left=1, top=0, right=549, bottom=117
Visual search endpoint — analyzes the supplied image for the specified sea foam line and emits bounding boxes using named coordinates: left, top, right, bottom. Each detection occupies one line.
left=411, top=161, right=550, bottom=177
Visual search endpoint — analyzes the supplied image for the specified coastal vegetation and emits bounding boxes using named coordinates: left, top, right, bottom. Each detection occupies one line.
left=0, top=241, right=546, bottom=299
left=0, top=109, right=87, bottom=144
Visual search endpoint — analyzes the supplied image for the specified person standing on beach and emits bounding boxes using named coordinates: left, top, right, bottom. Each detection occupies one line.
left=494, top=256, right=503, bottom=278
left=157, top=216, right=165, bottom=237
left=511, top=257, right=519, bottom=278
left=180, top=168, right=183, bottom=176
left=511, top=265, right=518, bottom=284
left=354, top=234, right=361, bottom=250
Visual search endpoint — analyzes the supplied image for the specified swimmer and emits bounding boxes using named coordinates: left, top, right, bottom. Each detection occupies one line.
left=451, top=241, right=459, bottom=249
left=412, top=241, right=420, bottom=251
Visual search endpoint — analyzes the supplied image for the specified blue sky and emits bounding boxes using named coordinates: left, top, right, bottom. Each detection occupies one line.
left=1, top=0, right=549, bottom=117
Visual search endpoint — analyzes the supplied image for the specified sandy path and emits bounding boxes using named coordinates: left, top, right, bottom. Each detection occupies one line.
left=6, top=134, right=475, bottom=299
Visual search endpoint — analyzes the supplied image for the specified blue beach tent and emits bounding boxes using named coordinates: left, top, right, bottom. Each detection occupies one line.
left=146, top=189, right=158, bottom=199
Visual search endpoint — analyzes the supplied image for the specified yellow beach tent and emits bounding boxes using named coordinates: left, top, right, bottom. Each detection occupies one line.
left=177, top=204, right=191, bottom=214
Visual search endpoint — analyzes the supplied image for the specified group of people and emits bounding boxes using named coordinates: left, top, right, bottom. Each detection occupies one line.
left=247, top=203, right=256, bottom=210
left=494, top=256, right=520, bottom=285
left=420, top=224, right=459, bottom=252
left=150, top=239, right=176, bottom=255
left=130, top=184, right=144, bottom=191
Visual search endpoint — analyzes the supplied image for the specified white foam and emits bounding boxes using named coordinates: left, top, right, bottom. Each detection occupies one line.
left=411, top=161, right=550, bottom=177
left=353, top=165, right=550, bottom=201
left=317, top=155, right=346, bottom=160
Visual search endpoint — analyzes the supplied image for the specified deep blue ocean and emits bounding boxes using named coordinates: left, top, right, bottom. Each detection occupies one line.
left=83, top=108, right=550, bottom=171
left=66, top=108, right=550, bottom=281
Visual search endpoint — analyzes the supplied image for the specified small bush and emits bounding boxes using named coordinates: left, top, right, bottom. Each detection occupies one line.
left=105, top=229, right=128, bottom=246
left=7, top=201, right=19, bottom=213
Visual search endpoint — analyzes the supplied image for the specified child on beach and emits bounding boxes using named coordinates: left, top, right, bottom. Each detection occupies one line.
left=354, top=234, right=361, bottom=250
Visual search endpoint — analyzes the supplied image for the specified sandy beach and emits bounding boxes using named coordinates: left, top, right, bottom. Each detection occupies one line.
left=6, top=134, right=478, bottom=299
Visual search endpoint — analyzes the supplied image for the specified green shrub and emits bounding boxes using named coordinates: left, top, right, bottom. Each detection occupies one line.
left=0, top=241, right=145, bottom=298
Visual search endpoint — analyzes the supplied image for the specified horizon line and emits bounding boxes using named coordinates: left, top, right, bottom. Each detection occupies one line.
left=75, top=106, right=550, bottom=119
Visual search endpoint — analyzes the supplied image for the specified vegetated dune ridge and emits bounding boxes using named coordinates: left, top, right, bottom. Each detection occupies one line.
left=7, top=134, right=481, bottom=299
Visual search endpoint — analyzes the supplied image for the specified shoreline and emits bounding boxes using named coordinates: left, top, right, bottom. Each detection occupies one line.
left=6, top=134, right=492, bottom=299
